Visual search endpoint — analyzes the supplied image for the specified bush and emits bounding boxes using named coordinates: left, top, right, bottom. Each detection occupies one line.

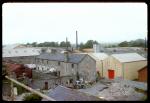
left=23, top=93, right=42, bottom=101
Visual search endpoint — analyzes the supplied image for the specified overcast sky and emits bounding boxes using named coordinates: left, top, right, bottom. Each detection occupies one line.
left=2, top=3, right=147, bottom=45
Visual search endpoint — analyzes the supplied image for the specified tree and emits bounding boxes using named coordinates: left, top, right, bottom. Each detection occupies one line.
left=84, top=40, right=99, bottom=48
left=60, top=41, right=66, bottom=47
left=79, top=43, right=85, bottom=50
left=118, top=41, right=129, bottom=47
left=23, top=93, right=42, bottom=101
left=31, top=42, right=37, bottom=47
left=59, top=41, right=71, bottom=47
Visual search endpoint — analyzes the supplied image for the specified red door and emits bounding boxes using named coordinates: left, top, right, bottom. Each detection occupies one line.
left=108, top=70, right=115, bottom=79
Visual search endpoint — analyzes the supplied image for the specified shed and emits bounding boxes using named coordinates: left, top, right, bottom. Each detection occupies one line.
left=103, top=53, right=147, bottom=80
left=42, top=85, right=102, bottom=101
left=138, top=66, right=147, bottom=82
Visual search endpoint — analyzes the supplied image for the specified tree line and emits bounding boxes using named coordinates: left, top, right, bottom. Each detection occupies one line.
left=118, top=39, right=147, bottom=47
left=25, top=38, right=147, bottom=49
left=26, top=41, right=71, bottom=47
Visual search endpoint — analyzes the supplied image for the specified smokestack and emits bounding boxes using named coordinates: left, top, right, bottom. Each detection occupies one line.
left=76, top=31, right=78, bottom=50
left=66, top=37, right=68, bottom=50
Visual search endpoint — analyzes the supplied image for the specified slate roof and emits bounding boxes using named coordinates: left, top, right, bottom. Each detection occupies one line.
left=112, top=53, right=146, bottom=63
left=36, top=53, right=87, bottom=64
left=42, top=85, right=102, bottom=101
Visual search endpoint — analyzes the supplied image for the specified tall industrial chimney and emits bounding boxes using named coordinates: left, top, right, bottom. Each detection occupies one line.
left=76, top=31, right=78, bottom=50
left=66, top=37, right=68, bottom=50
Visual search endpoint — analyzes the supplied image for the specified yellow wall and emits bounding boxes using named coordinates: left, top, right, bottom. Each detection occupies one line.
left=124, top=61, right=147, bottom=80
left=96, top=58, right=109, bottom=78
left=103, top=56, right=147, bottom=80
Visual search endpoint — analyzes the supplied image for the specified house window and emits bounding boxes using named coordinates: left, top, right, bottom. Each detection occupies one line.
left=24, top=50, right=27, bottom=53
left=15, top=51, right=18, bottom=53
left=72, top=64, right=74, bottom=68
left=58, top=62, right=60, bottom=66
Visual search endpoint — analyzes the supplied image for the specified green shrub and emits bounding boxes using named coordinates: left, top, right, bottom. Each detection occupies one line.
left=23, top=93, right=42, bottom=101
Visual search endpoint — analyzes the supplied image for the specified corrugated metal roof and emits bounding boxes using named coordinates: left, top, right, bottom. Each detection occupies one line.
left=37, top=53, right=86, bottom=64
left=42, top=85, right=102, bottom=101
left=3, top=44, right=22, bottom=50
left=3, top=48, right=41, bottom=57
left=88, top=53, right=109, bottom=61
left=112, top=53, right=146, bottom=63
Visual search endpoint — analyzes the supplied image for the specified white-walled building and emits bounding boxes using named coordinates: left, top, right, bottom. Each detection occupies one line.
left=88, top=53, right=109, bottom=78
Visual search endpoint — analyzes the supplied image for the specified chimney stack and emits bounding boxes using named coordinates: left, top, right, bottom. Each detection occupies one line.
left=76, top=31, right=78, bottom=50
left=64, top=51, right=69, bottom=62
left=66, top=37, right=68, bottom=50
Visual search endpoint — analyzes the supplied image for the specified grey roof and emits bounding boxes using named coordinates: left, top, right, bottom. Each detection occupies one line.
left=88, top=53, right=109, bottom=61
left=42, top=85, right=102, bottom=101
left=3, top=48, right=41, bottom=57
left=36, top=53, right=86, bottom=64
left=112, top=53, right=146, bottom=63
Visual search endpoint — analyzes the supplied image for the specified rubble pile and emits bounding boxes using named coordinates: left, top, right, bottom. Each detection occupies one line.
left=98, top=82, right=145, bottom=101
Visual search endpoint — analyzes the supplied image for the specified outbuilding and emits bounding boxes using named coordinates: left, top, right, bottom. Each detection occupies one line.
left=138, top=66, right=147, bottom=82
left=103, top=53, right=147, bottom=80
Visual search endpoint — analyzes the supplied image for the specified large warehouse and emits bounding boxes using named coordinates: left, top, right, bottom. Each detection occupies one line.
left=103, top=53, right=147, bottom=80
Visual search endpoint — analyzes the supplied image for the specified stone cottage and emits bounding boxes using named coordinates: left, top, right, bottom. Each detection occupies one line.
left=34, top=51, right=96, bottom=87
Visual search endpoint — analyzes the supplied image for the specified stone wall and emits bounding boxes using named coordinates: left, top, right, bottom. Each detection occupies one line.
left=35, top=58, right=78, bottom=77
left=78, top=55, right=96, bottom=82
left=31, top=70, right=75, bottom=89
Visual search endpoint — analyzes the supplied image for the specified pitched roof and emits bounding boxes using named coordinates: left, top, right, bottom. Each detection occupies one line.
left=3, top=44, right=22, bottom=50
left=36, top=53, right=86, bottom=64
left=88, top=53, right=109, bottom=61
left=3, top=48, right=41, bottom=57
left=112, top=53, right=146, bottom=63
left=42, top=85, right=102, bottom=101
left=138, top=66, right=147, bottom=72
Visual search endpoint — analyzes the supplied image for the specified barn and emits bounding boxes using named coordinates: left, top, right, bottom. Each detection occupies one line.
left=103, top=53, right=147, bottom=80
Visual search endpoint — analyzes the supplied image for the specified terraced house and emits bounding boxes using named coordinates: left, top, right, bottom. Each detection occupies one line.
left=34, top=51, right=96, bottom=84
